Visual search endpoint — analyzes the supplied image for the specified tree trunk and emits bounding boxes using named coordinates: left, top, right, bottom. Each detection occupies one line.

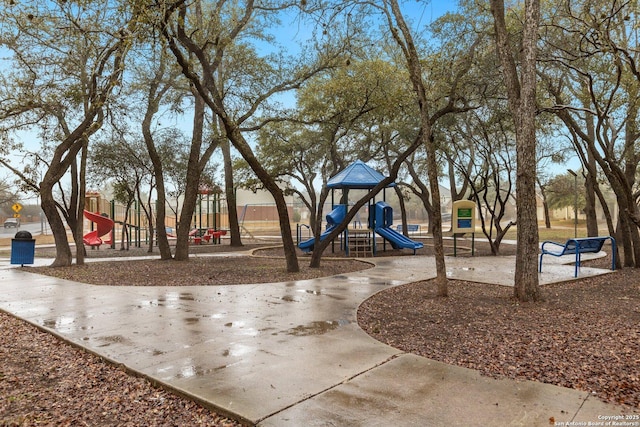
left=70, top=146, right=87, bottom=266
left=154, top=180, right=172, bottom=260
left=40, top=182, right=73, bottom=267
left=38, top=134, right=91, bottom=267
left=395, top=186, right=409, bottom=237
left=121, top=201, right=133, bottom=250
left=174, top=89, right=207, bottom=261
left=584, top=170, right=599, bottom=237
left=543, top=200, right=551, bottom=229
left=491, top=0, right=542, bottom=302
left=593, top=182, right=615, bottom=237
left=425, top=134, right=447, bottom=297
left=514, top=141, right=541, bottom=301
left=142, top=104, right=171, bottom=260
left=174, top=185, right=198, bottom=261
left=311, top=187, right=330, bottom=242
left=227, top=125, right=299, bottom=272
left=222, top=137, right=242, bottom=247
left=623, top=95, right=640, bottom=266
left=538, top=184, right=551, bottom=229
left=387, top=0, right=448, bottom=296
left=305, top=188, right=319, bottom=235
left=138, top=187, right=155, bottom=253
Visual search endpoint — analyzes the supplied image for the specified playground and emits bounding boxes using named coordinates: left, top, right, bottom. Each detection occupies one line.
left=296, top=160, right=426, bottom=258
left=75, top=161, right=446, bottom=258
left=1, top=162, right=634, bottom=425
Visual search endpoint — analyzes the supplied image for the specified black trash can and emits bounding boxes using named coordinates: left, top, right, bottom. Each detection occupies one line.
left=11, top=230, right=35, bottom=266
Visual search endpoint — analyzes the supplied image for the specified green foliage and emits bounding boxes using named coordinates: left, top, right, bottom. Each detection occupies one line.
left=89, top=135, right=149, bottom=203
left=248, top=56, right=416, bottom=200
left=546, top=172, right=585, bottom=211
left=0, top=0, right=136, bottom=133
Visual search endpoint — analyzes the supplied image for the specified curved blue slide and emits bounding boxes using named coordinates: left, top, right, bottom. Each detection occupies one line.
left=375, top=226, right=424, bottom=254
left=373, top=200, right=423, bottom=254
left=298, top=205, right=347, bottom=252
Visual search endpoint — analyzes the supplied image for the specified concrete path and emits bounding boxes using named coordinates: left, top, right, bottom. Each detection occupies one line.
left=0, top=251, right=627, bottom=426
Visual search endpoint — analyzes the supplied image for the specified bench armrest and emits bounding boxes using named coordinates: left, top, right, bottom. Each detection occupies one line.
left=540, top=240, right=566, bottom=255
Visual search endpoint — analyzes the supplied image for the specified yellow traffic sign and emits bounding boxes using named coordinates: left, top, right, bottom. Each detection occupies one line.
left=13, top=213, right=21, bottom=218
left=11, top=203, right=22, bottom=213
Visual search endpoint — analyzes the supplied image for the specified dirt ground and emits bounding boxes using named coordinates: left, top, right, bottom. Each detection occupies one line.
left=26, top=243, right=371, bottom=287
left=1, top=237, right=638, bottom=426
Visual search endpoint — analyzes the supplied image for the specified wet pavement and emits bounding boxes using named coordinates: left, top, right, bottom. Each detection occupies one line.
left=0, top=250, right=627, bottom=426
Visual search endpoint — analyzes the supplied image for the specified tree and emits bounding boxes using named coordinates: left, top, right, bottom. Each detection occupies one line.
left=172, top=89, right=221, bottom=261
left=220, top=136, right=243, bottom=247
left=535, top=126, right=571, bottom=230
left=240, top=122, right=330, bottom=240
left=0, top=176, right=20, bottom=216
left=375, top=0, right=481, bottom=296
left=546, top=172, right=585, bottom=213
left=108, top=23, right=223, bottom=260
left=130, top=40, right=186, bottom=259
left=306, top=1, right=479, bottom=291
left=155, top=0, right=357, bottom=272
left=0, top=1, right=138, bottom=266
left=89, top=136, right=152, bottom=251
left=451, top=107, right=517, bottom=255
left=538, top=0, right=640, bottom=266
left=489, top=0, right=542, bottom=302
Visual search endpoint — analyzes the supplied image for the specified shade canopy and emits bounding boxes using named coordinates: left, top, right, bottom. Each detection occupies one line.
left=326, top=160, right=396, bottom=189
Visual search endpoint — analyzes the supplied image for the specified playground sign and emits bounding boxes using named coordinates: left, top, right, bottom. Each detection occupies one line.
left=452, top=200, right=476, bottom=233
left=451, top=200, right=476, bottom=257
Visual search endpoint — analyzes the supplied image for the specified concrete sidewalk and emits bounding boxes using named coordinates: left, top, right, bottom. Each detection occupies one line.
left=0, top=252, right=626, bottom=426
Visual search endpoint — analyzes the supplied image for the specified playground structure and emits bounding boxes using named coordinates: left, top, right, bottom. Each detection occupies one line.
left=84, top=192, right=151, bottom=248
left=192, top=188, right=225, bottom=233
left=297, top=160, right=423, bottom=256
left=298, top=204, right=347, bottom=252
left=82, top=210, right=114, bottom=248
left=373, top=201, right=424, bottom=254
left=298, top=201, right=424, bottom=256
left=83, top=191, right=229, bottom=248
left=83, top=192, right=114, bottom=248
left=188, top=228, right=227, bottom=245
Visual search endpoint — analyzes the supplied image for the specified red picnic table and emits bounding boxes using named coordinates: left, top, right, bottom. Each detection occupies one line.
left=189, top=228, right=227, bottom=245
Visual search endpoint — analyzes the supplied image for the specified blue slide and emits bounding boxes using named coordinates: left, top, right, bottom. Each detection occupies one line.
left=298, top=205, right=347, bottom=252
left=375, top=226, right=424, bottom=254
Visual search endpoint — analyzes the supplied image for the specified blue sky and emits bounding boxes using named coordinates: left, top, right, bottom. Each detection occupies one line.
left=263, top=1, right=458, bottom=55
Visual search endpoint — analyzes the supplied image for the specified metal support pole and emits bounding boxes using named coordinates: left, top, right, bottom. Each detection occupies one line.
left=568, top=169, right=578, bottom=238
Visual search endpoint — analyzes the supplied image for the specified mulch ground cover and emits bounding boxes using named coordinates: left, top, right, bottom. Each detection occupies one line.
left=358, top=254, right=640, bottom=411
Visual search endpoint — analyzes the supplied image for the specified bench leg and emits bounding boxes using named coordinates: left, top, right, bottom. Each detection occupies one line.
left=539, top=253, right=544, bottom=273
left=610, top=237, right=616, bottom=272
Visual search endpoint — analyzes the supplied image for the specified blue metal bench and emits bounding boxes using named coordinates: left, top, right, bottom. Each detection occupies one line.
left=539, top=236, right=616, bottom=277
left=396, top=224, right=420, bottom=233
